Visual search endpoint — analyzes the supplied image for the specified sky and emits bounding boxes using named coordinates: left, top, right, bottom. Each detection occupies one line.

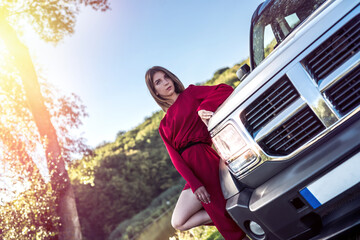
left=28, top=0, right=264, bottom=148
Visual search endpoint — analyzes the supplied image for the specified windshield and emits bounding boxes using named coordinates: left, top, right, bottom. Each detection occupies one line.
left=251, top=0, right=327, bottom=68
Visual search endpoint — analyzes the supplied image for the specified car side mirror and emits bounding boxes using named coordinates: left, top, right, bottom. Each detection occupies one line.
left=236, top=64, right=250, bottom=81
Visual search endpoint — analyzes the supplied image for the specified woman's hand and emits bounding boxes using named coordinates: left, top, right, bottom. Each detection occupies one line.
left=194, top=186, right=211, bottom=204
left=198, top=110, right=214, bottom=126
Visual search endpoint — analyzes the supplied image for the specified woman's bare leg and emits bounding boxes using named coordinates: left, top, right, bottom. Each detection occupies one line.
left=171, top=188, right=213, bottom=231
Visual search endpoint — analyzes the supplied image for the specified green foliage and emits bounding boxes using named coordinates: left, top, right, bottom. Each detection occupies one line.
left=0, top=51, right=90, bottom=238
left=264, top=38, right=277, bottom=59
left=206, top=231, right=225, bottom=240
left=69, top=110, right=181, bottom=239
left=203, top=58, right=249, bottom=88
left=0, top=170, right=60, bottom=240
left=1, top=0, right=110, bottom=43
left=0, top=1, right=110, bottom=239
left=213, top=67, right=229, bottom=77
left=170, top=226, right=224, bottom=240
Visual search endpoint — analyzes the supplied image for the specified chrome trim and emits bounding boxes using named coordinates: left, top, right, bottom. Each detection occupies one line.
left=254, top=98, right=306, bottom=142
left=287, top=63, right=339, bottom=127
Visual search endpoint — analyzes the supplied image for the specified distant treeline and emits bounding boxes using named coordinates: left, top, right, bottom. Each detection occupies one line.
left=69, top=59, right=249, bottom=240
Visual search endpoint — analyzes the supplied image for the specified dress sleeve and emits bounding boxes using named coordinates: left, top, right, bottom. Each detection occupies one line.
left=191, top=84, right=233, bottom=112
left=159, top=127, right=203, bottom=193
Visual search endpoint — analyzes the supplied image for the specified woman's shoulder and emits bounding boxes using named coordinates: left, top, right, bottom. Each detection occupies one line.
left=186, top=84, right=197, bottom=90
left=186, top=83, right=231, bottom=91
left=184, top=84, right=199, bottom=94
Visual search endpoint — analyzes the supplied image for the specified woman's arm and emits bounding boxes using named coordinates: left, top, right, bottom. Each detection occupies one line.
left=159, top=127, right=203, bottom=193
left=191, top=84, right=234, bottom=125
left=192, top=84, right=234, bottom=112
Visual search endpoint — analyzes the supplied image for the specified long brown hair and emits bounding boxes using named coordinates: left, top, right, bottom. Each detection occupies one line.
left=145, top=66, right=185, bottom=112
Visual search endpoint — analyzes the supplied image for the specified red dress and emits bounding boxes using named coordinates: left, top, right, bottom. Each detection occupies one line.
left=159, top=84, right=245, bottom=240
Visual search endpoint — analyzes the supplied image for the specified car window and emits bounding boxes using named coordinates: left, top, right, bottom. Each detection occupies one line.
left=264, top=24, right=277, bottom=59
left=252, top=0, right=327, bottom=68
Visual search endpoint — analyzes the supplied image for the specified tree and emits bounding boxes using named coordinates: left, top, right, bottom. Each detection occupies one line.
left=0, top=1, right=110, bottom=239
left=0, top=53, right=88, bottom=238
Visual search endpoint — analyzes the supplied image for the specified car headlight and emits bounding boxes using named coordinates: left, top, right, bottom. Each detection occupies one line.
left=212, top=123, right=258, bottom=176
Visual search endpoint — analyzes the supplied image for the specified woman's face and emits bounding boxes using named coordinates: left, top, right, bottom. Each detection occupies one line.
left=153, top=71, right=176, bottom=99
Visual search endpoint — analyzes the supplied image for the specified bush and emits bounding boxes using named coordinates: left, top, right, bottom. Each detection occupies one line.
left=169, top=226, right=224, bottom=240
left=0, top=180, right=60, bottom=239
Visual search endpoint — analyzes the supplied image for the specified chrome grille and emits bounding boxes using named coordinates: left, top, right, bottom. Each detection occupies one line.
left=259, top=106, right=326, bottom=156
left=304, top=14, right=360, bottom=83
left=244, top=76, right=300, bottom=136
left=325, top=65, right=360, bottom=115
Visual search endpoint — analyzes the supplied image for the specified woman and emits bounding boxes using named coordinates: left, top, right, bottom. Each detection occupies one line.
left=145, top=66, right=245, bottom=240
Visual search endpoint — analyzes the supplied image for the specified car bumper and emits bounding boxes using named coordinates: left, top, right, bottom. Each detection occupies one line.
left=226, top=114, right=360, bottom=240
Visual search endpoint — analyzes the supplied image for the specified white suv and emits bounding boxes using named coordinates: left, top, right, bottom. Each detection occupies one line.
left=209, top=0, right=360, bottom=239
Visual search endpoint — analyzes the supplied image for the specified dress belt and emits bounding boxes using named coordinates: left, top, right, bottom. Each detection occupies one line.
left=178, top=142, right=207, bottom=155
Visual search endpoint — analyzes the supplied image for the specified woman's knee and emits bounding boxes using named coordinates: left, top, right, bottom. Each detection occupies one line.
left=171, top=189, right=203, bottom=231
left=171, top=215, right=185, bottom=231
